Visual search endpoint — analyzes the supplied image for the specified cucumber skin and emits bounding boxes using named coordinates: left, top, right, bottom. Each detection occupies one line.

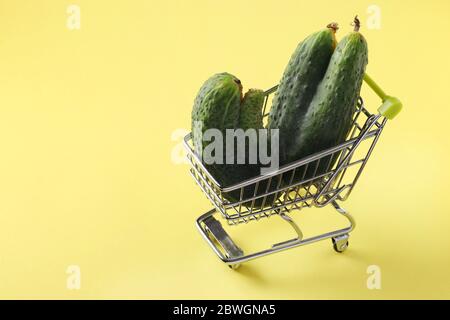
left=268, top=28, right=336, bottom=165
left=191, top=72, right=242, bottom=152
left=191, top=78, right=275, bottom=207
left=239, top=89, right=265, bottom=130
left=191, top=72, right=242, bottom=193
left=292, top=32, right=368, bottom=177
left=233, top=88, right=265, bottom=187
left=217, top=89, right=265, bottom=190
left=228, top=89, right=279, bottom=207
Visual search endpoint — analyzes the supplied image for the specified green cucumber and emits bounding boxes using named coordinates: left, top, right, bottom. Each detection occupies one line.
left=268, top=24, right=338, bottom=165
left=239, top=89, right=265, bottom=130
left=236, top=88, right=265, bottom=185
left=291, top=21, right=368, bottom=178
left=229, top=88, right=279, bottom=207
left=191, top=72, right=242, bottom=153
left=191, top=72, right=243, bottom=193
left=191, top=77, right=275, bottom=207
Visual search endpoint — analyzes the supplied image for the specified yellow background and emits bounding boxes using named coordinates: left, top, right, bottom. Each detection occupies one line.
left=0, top=0, right=449, bottom=299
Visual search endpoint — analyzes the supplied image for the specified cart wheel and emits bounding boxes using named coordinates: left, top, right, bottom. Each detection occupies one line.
left=332, top=234, right=349, bottom=253
left=333, top=240, right=349, bottom=253
left=228, top=264, right=241, bottom=270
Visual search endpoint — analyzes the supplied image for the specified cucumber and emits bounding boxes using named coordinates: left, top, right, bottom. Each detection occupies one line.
left=229, top=88, right=279, bottom=207
left=191, top=72, right=242, bottom=153
left=191, top=72, right=243, bottom=195
left=239, top=89, right=265, bottom=130
left=291, top=21, right=368, bottom=179
left=268, top=24, right=338, bottom=165
left=221, top=89, right=265, bottom=189
left=191, top=77, right=276, bottom=207
left=236, top=88, right=264, bottom=184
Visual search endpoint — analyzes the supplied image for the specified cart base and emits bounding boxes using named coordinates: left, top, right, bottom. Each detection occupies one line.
left=196, top=201, right=355, bottom=269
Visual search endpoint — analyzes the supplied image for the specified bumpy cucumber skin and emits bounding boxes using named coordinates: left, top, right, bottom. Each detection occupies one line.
left=192, top=81, right=276, bottom=207
left=191, top=72, right=242, bottom=152
left=239, top=89, right=265, bottom=130
left=293, top=32, right=368, bottom=161
left=233, top=88, right=265, bottom=185
left=291, top=31, right=368, bottom=183
left=228, top=88, right=278, bottom=207
left=268, top=28, right=336, bottom=165
left=191, top=73, right=243, bottom=194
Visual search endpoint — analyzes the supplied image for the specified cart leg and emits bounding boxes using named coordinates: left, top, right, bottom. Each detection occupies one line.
left=202, top=213, right=244, bottom=270
left=271, top=213, right=304, bottom=248
left=279, top=212, right=303, bottom=240
left=330, top=201, right=354, bottom=253
left=331, top=200, right=354, bottom=228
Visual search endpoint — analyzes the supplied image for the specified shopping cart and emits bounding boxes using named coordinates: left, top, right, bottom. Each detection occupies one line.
left=184, top=73, right=401, bottom=269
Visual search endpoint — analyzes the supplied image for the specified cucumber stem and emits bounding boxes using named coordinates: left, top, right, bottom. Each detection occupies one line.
left=352, top=15, right=361, bottom=32
left=327, top=22, right=339, bottom=33
left=364, top=73, right=388, bottom=101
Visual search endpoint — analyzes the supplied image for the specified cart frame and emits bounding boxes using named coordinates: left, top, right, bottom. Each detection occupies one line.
left=184, top=74, right=401, bottom=268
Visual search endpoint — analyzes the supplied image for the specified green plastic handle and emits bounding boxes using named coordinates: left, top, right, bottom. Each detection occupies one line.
left=364, top=73, right=402, bottom=120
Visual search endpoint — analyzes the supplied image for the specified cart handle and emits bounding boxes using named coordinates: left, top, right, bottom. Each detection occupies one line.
left=364, top=73, right=402, bottom=120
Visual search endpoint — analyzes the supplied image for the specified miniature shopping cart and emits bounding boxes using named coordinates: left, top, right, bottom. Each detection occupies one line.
left=184, top=74, right=402, bottom=269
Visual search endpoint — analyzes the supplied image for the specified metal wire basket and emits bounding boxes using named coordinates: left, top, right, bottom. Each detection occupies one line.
left=184, top=74, right=401, bottom=268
